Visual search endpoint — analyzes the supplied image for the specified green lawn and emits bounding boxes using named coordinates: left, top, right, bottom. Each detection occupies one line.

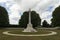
left=9, top=29, right=51, bottom=34
left=0, top=28, right=60, bottom=40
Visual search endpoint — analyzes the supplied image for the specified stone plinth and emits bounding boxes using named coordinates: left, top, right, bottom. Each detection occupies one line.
left=22, top=23, right=37, bottom=32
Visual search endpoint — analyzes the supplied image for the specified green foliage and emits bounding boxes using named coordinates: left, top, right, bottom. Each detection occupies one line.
left=19, top=11, right=41, bottom=28
left=42, top=20, right=50, bottom=27
left=51, top=6, right=60, bottom=27
left=19, top=11, right=29, bottom=28
left=31, top=11, right=41, bottom=27
left=0, top=6, right=9, bottom=26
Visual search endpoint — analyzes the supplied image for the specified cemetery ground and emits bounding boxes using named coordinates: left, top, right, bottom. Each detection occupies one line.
left=0, top=28, right=60, bottom=40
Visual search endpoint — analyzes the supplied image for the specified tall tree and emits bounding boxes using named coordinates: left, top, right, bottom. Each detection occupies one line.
left=0, top=6, right=9, bottom=26
left=19, top=11, right=41, bottom=28
left=31, top=11, right=41, bottom=27
left=42, top=20, right=49, bottom=27
left=51, top=6, right=60, bottom=27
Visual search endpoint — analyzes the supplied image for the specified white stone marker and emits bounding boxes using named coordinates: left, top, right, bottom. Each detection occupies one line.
left=23, top=9, right=37, bottom=32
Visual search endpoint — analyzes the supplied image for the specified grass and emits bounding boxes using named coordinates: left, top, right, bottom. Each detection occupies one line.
left=0, top=28, right=60, bottom=40
left=9, top=29, right=50, bottom=34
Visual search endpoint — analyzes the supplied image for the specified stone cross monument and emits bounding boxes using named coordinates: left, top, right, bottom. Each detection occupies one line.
left=23, top=9, right=37, bottom=32
left=14, top=0, right=40, bottom=32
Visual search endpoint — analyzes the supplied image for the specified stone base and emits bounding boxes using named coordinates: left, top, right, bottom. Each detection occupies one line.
left=22, top=23, right=37, bottom=32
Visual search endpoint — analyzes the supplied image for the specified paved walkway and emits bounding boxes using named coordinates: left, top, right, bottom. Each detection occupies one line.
left=3, top=31, right=57, bottom=36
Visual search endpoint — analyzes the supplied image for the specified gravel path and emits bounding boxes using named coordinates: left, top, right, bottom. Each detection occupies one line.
left=3, top=31, right=57, bottom=36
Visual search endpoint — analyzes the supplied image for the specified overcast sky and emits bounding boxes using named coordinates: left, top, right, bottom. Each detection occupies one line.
left=0, top=0, right=60, bottom=25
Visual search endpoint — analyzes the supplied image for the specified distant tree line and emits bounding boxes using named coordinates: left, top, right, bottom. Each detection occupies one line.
left=42, top=20, right=51, bottom=28
left=0, top=6, right=60, bottom=28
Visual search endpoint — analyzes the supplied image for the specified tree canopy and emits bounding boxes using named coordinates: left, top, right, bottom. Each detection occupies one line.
left=42, top=20, right=50, bottom=27
left=0, top=6, right=9, bottom=26
left=51, top=6, right=60, bottom=27
left=19, top=11, right=41, bottom=28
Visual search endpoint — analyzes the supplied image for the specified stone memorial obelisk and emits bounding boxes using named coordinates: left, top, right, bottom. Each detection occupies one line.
left=23, top=9, right=37, bottom=32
